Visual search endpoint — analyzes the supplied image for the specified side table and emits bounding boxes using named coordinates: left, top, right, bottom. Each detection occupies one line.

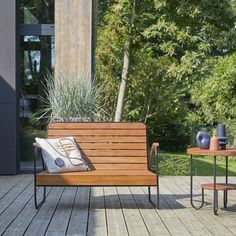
left=187, top=148, right=236, bottom=215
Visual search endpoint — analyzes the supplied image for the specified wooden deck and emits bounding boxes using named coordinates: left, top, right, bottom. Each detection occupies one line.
left=0, top=175, right=236, bottom=235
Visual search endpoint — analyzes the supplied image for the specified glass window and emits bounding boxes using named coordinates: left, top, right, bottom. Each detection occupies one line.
left=20, top=0, right=54, bottom=24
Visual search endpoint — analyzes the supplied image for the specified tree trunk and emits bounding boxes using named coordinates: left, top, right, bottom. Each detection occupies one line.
left=114, top=0, right=137, bottom=122
left=114, top=37, right=131, bottom=122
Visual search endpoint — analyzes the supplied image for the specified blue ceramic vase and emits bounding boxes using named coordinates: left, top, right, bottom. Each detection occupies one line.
left=217, top=124, right=228, bottom=150
left=196, top=131, right=210, bottom=149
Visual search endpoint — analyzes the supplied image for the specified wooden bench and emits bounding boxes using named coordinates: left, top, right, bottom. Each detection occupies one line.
left=33, top=122, right=159, bottom=209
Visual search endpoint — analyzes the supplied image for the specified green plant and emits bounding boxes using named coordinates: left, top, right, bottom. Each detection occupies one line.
left=38, top=72, right=108, bottom=122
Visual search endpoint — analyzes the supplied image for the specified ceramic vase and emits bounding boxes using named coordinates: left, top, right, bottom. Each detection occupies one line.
left=196, top=131, right=210, bottom=149
left=210, top=135, right=219, bottom=151
left=216, top=124, right=228, bottom=150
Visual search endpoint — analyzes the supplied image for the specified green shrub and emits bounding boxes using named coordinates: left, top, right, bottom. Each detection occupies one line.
left=38, top=73, right=108, bottom=122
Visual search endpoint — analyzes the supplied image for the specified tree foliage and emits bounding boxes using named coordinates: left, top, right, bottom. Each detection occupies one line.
left=190, top=53, right=236, bottom=144
left=96, top=0, right=236, bottom=150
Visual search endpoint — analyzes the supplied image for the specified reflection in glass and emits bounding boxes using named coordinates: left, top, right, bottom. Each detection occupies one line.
left=20, top=35, right=54, bottom=163
left=21, top=35, right=54, bottom=98
left=20, top=0, right=54, bottom=24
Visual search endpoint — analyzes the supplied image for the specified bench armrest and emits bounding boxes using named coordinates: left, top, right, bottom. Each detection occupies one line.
left=33, top=142, right=45, bottom=173
left=148, top=142, right=159, bottom=173
left=150, top=142, right=159, bottom=158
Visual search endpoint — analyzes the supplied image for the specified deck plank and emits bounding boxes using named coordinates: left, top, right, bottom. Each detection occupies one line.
left=0, top=175, right=32, bottom=215
left=45, top=187, right=77, bottom=236
left=142, top=185, right=191, bottom=236
left=0, top=182, right=34, bottom=235
left=129, top=186, right=170, bottom=235
left=116, top=186, right=149, bottom=236
left=104, top=187, right=129, bottom=236
left=3, top=187, right=52, bottom=236
left=66, top=187, right=90, bottom=236
left=0, top=175, right=25, bottom=199
left=24, top=187, right=65, bottom=236
left=87, top=187, right=108, bottom=236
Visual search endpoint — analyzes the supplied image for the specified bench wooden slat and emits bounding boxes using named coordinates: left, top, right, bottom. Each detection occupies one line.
left=92, top=164, right=147, bottom=170
left=36, top=170, right=156, bottom=186
left=49, top=136, right=147, bottom=143
left=77, top=143, right=147, bottom=150
left=48, top=129, right=146, bottom=136
left=36, top=176, right=156, bottom=186
left=48, top=122, right=146, bottom=130
left=82, top=150, right=147, bottom=157
left=86, top=156, right=147, bottom=164
left=38, top=169, right=153, bottom=176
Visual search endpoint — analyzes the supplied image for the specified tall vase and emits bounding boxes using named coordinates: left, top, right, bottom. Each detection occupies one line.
left=216, top=124, right=228, bottom=150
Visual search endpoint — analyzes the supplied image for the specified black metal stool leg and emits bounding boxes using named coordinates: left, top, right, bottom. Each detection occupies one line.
left=155, top=147, right=160, bottom=209
left=224, top=156, right=228, bottom=208
left=213, top=156, right=218, bottom=215
left=213, top=190, right=218, bottom=215
left=190, top=155, right=204, bottom=210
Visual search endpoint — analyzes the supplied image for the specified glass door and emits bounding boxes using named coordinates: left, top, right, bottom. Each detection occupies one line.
left=19, top=0, right=54, bottom=170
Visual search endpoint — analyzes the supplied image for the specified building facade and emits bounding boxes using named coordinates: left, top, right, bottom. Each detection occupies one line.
left=0, top=0, right=95, bottom=174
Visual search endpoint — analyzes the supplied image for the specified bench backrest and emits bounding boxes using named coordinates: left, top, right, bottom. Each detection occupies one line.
left=47, top=122, right=148, bottom=170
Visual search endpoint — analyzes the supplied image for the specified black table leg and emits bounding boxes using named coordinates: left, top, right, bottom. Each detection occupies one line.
left=213, top=156, right=218, bottom=215
left=224, top=156, right=228, bottom=208
left=190, top=155, right=204, bottom=210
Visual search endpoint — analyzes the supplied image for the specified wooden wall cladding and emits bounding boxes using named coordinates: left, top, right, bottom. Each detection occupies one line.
left=55, top=0, right=95, bottom=80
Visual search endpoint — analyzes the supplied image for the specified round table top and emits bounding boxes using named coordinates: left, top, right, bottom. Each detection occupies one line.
left=187, top=147, right=236, bottom=156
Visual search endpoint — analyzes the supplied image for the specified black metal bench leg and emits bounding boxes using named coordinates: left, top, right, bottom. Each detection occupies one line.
left=148, top=185, right=159, bottom=209
left=148, top=186, right=151, bottom=202
left=34, top=184, right=46, bottom=209
left=33, top=153, right=46, bottom=209
left=34, top=145, right=46, bottom=209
